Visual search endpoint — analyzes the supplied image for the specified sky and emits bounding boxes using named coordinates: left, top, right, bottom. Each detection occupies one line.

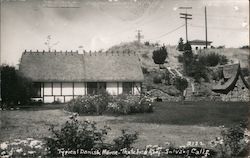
left=0, top=0, right=249, bottom=66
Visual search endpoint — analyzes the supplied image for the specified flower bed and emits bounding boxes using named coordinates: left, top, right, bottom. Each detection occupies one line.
left=64, top=92, right=153, bottom=115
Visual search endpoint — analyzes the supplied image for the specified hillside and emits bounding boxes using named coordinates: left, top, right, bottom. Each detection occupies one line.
left=108, top=41, right=182, bottom=70
left=107, top=42, right=249, bottom=100
left=108, top=41, right=249, bottom=70
left=203, top=48, right=249, bottom=68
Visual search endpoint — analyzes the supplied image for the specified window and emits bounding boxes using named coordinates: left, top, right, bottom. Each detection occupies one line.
left=122, top=82, right=133, bottom=94
left=87, top=82, right=106, bottom=95
left=33, top=82, right=41, bottom=97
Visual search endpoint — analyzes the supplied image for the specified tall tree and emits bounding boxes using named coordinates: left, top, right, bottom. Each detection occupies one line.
left=177, top=38, right=184, bottom=51
left=1, top=65, right=34, bottom=106
left=152, top=46, right=168, bottom=69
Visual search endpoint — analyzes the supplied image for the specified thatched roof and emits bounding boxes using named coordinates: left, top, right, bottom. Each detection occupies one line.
left=189, top=39, right=212, bottom=46
left=19, top=50, right=144, bottom=82
left=212, top=63, right=249, bottom=94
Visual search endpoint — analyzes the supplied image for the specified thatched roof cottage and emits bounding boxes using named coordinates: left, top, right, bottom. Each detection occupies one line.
left=19, top=50, right=144, bottom=103
left=212, top=63, right=249, bottom=101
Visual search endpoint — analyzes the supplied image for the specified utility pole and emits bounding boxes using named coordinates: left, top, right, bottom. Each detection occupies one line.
left=179, top=7, right=192, bottom=43
left=205, top=6, right=208, bottom=49
left=135, top=29, right=144, bottom=43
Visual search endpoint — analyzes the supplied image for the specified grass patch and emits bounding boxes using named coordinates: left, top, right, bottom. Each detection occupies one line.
left=120, top=101, right=249, bottom=127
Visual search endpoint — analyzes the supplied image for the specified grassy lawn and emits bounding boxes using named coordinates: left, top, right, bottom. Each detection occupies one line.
left=0, top=101, right=249, bottom=149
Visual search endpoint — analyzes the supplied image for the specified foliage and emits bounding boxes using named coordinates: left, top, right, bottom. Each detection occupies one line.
left=64, top=90, right=111, bottom=115
left=240, top=45, right=249, bottom=49
left=0, top=138, right=46, bottom=157
left=152, top=46, right=168, bottom=65
left=190, top=60, right=209, bottom=83
left=45, top=114, right=110, bottom=156
left=153, top=74, right=163, bottom=84
left=241, top=67, right=249, bottom=77
left=45, top=115, right=139, bottom=156
left=198, top=52, right=228, bottom=66
left=177, top=37, right=184, bottom=51
left=144, top=41, right=150, bottom=46
left=113, top=129, right=138, bottom=150
left=142, top=67, right=149, bottom=74
left=212, top=122, right=250, bottom=158
left=107, top=94, right=153, bottom=115
left=65, top=93, right=153, bottom=115
left=1, top=65, right=35, bottom=106
left=177, top=55, right=184, bottom=63
left=183, top=42, right=192, bottom=52
left=174, top=77, right=188, bottom=93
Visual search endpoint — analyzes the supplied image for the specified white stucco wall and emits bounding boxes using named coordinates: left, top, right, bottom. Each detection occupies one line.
left=106, top=82, right=118, bottom=95
left=74, top=83, right=85, bottom=95
left=62, top=83, right=73, bottom=95
left=44, top=96, right=54, bottom=103
left=44, top=83, right=52, bottom=95
left=118, top=82, right=123, bottom=95
left=39, top=81, right=142, bottom=103
left=53, top=83, right=61, bottom=95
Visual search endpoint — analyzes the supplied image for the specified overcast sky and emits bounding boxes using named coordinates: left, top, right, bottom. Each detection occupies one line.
left=1, top=0, right=249, bottom=66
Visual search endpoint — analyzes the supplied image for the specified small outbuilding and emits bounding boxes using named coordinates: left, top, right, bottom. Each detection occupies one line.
left=189, top=39, right=212, bottom=53
left=19, top=50, right=144, bottom=103
left=212, top=63, right=249, bottom=101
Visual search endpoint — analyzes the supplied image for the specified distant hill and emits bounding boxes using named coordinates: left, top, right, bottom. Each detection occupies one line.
left=107, top=41, right=182, bottom=70
left=108, top=41, right=249, bottom=69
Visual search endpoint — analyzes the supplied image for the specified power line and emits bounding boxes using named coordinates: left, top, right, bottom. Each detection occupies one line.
left=148, top=24, right=185, bottom=40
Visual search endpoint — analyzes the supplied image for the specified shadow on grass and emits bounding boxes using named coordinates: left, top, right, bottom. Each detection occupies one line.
left=118, top=101, right=249, bottom=127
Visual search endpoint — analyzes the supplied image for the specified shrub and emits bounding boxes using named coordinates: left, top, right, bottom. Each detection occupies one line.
left=64, top=90, right=111, bottom=115
left=177, top=55, right=184, bottom=63
left=177, top=37, right=184, bottom=51
left=107, top=94, right=153, bottom=115
left=152, top=46, right=168, bottom=67
left=153, top=75, right=162, bottom=84
left=198, top=52, right=228, bottom=67
left=65, top=92, right=153, bottom=115
left=212, top=122, right=250, bottom=157
left=113, top=129, right=138, bottom=150
left=45, top=114, right=111, bottom=156
left=241, top=67, right=250, bottom=77
left=45, top=115, right=138, bottom=156
left=142, top=67, right=149, bottom=74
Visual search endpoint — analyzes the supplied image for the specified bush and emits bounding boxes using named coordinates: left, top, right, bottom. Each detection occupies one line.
left=113, top=129, right=138, bottom=150
left=212, top=122, right=250, bottom=157
left=107, top=94, right=153, bottom=115
left=45, top=114, right=110, bottom=156
left=65, top=92, right=153, bottom=115
left=153, top=75, right=162, bottom=84
left=142, top=67, right=149, bottom=74
left=177, top=55, right=184, bottom=63
left=241, top=67, right=249, bottom=77
left=45, top=115, right=138, bottom=156
left=152, top=46, right=168, bottom=66
left=198, top=52, right=228, bottom=67
left=64, top=90, right=111, bottom=115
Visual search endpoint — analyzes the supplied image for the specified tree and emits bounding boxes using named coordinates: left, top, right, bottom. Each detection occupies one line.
left=1, top=65, right=34, bottom=106
left=177, top=38, right=184, bottom=51
left=183, top=41, right=192, bottom=52
left=152, top=46, right=168, bottom=69
left=174, top=77, right=188, bottom=103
